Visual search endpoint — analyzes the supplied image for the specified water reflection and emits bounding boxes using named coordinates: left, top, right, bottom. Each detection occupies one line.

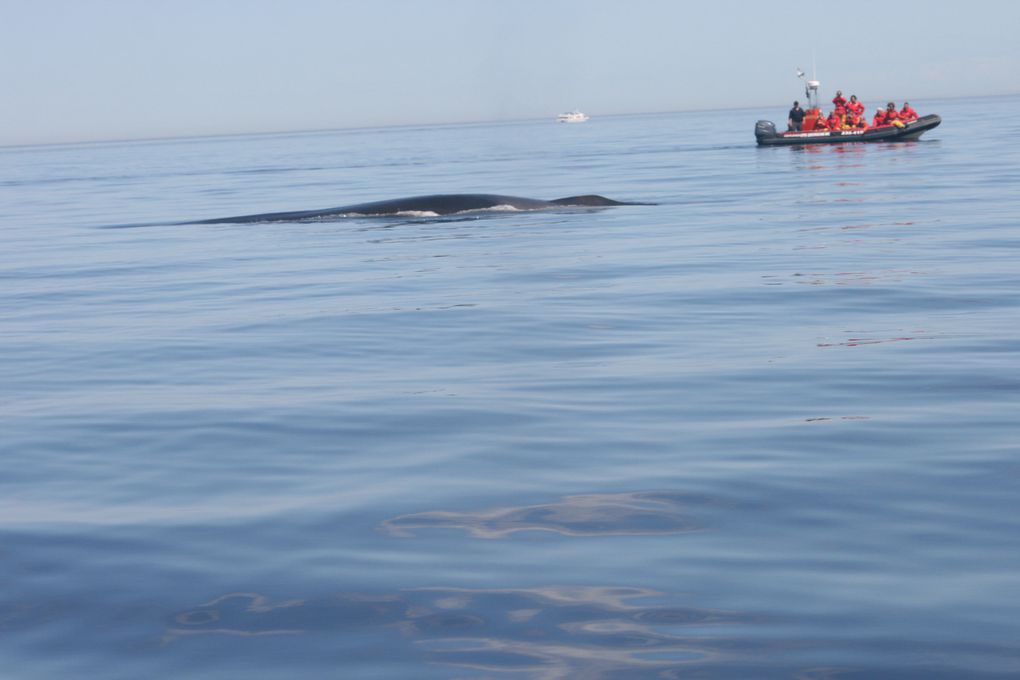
left=381, top=492, right=699, bottom=538
left=166, top=585, right=748, bottom=678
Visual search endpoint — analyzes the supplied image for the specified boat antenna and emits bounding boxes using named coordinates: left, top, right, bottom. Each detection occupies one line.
left=797, top=60, right=821, bottom=111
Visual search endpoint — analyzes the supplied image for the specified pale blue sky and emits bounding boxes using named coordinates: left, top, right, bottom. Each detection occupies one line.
left=3, top=0, right=1018, bottom=145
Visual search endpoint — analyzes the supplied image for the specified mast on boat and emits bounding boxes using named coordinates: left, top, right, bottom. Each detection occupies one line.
left=796, top=65, right=820, bottom=111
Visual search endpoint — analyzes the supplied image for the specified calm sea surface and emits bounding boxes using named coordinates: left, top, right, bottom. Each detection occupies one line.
left=2, top=97, right=1020, bottom=678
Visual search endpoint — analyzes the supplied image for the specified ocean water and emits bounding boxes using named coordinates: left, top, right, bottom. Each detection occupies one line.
left=2, top=97, right=1020, bottom=678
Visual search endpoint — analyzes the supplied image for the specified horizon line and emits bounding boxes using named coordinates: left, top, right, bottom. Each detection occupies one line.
left=2, top=91, right=1014, bottom=150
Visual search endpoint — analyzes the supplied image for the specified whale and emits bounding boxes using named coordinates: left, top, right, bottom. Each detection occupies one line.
left=190, top=193, right=649, bottom=224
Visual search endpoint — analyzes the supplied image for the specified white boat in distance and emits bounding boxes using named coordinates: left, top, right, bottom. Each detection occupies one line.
left=556, top=110, right=590, bottom=123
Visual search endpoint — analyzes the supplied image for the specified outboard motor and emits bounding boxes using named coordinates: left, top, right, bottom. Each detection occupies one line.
left=755, top=120, right=778, bottom=144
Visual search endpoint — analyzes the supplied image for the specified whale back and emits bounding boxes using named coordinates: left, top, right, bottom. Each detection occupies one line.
left=189, top=193, right=650, bottom=224
left=550, top=195, right=650, bottom=207
left=341, top=194, right=551, bottom=215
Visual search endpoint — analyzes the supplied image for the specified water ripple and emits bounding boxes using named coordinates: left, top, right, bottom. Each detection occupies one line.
left=166, top=586, right=746, bottom=678
left=381, top=492, right=700, bottom=538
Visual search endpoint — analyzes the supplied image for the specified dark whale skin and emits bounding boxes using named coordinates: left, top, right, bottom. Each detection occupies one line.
left=190, top=193, right=650, bottom=224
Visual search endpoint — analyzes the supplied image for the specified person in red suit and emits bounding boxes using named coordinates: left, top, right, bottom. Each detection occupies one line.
left=884, top=102, right=907, bottom=128
left=832, top=90, right=847, bottom=111
left=846, top=111, right=866, bottom=129
left=873, top=108, right=888, bottom=127
left=899, top=102, right=919, bottom=122
left=848, top=95, right=865, bottom=117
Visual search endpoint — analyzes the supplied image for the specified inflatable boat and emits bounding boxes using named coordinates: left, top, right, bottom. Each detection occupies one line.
left=755, top=114, right=941, bottom=146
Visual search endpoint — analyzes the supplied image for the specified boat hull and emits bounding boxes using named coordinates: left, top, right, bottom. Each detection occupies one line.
left=755, top=114, right=941, bottom=146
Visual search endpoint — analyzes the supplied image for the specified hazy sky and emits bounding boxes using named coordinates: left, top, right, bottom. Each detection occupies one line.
left=3, top=0, right=1018, bottom=145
